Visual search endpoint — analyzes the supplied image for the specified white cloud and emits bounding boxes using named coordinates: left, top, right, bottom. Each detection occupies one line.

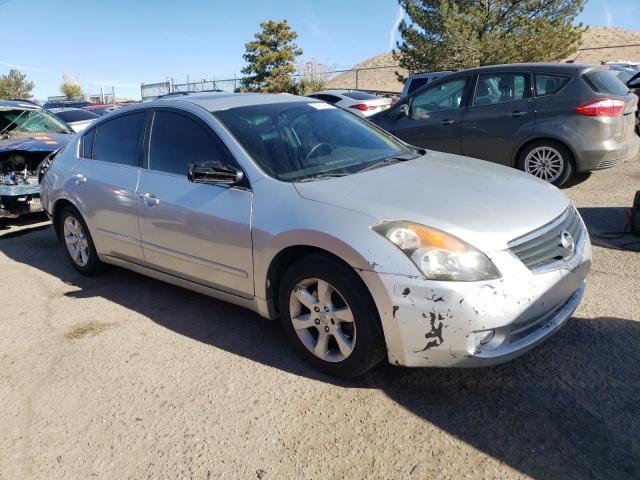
left=388, top=5, right=404, bottom=51
left=0, top=61, right=47, bottom=72
left=602, top=0, right=613, bottom=27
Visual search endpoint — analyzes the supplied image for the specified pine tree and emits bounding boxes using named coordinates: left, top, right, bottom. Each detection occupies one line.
left=0, top=69, right=34, bottom=100
left=394, top=0, right=586, bottom=74
left=241, top=20, right=303, bottom=93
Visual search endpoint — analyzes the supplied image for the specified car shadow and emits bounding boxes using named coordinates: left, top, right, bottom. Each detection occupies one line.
left=560, top=171, right=592, bottom=189
left=0, top=211, right=50, bottom=237
left=578, top=206, right=640, bottom=251
left=1, top=229, right=639, bottom=479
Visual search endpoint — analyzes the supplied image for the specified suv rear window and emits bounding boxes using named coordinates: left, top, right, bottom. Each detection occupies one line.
left=342, top=91, right=378, bottom=100
left=583, top=70, right=630, bottom=96
left=534, top=74, right=570, bottom=96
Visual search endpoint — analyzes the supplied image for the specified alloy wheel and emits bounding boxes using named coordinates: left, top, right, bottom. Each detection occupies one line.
left=288, top=278, right=356, bottom=362
left=63, top=216, right=90, bottom=267
left=524, top=146, right=564, bottom=183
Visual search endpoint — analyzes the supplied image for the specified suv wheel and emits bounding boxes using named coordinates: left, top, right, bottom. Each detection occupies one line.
left=278, top=254, right=386, bottom=377
left=517, top=140, right=574, bottom=187
left=58, top=206, right=104, bottom=275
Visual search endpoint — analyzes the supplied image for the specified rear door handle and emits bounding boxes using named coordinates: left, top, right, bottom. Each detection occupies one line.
left=440, top=119, right=456, bottom=126
left=73, top=174, right=87, bottom=185
left=139, top=192, right=159, bottom=206
left=511, top=111, right=528, bottom=117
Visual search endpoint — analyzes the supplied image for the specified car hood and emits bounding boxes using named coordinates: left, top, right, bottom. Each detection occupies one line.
left=294, top=151, right=570, bottom=253
left=0, top=133, right=72, bottom=153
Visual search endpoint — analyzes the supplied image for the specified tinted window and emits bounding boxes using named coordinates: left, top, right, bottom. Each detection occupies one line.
left=93, top=112, right=145, bottom=167
left=149, top=111, right=233, bottom=176
left=55, top=109, right=99, bottom=123
left=406, top=77, right=430, bottom=95
left=342, top=91, right=378, bottom=100
left=472, top=73, right=527, bottom=106
left=584, top=70, right=630, bottom=95
left=214, top=102, right=413, bottom=182
left=81, top=128, right=96, bottom=158
left=534, top=74, right=570, bottom=96
left=313, top=94, right=341, bottom=104
left=411, top=77, right=467, bottom=116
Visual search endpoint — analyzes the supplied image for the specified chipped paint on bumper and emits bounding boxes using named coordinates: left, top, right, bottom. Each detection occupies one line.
left=358, top=232, right=592, bottom=367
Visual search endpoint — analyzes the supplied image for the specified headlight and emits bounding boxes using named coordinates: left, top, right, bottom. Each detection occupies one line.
left=372, top=221, right=501, bottom=281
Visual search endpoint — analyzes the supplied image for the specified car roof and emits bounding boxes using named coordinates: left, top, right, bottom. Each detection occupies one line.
left=0, top=99, right=41, bottom=110
left=152, top=92, right=318, bottom=111
left=445, top=63, right=601, bottom=76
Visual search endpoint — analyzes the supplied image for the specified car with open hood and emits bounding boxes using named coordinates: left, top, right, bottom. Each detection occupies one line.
left=41, top=92, right=591, bottom=377
left=0, top=100, right=74, bottom=219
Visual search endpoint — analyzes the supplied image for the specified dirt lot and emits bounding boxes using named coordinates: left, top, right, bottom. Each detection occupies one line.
left=1, top=160, right=639, bottom=480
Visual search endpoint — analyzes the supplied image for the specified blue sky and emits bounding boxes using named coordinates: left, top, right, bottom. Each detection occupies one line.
left=0, top=0, right=638, bottom=101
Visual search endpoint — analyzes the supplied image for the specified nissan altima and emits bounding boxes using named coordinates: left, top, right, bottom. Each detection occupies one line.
left=40, top=92, right=591, bottom=377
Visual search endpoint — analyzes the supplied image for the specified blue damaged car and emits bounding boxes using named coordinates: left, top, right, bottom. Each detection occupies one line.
left=0, top=100, right=73, bottom=219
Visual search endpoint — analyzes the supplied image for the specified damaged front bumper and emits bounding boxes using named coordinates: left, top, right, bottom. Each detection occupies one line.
left=359, top=232, right=591, bottom=368
left=0, top=180, right=42, bottom=219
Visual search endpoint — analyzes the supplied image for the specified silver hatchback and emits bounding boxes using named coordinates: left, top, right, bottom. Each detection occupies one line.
left=41, top=93, right=591, bottom=377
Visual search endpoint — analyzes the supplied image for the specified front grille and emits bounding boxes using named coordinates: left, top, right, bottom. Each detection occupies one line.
left=509, top=207, right=583, bottom=270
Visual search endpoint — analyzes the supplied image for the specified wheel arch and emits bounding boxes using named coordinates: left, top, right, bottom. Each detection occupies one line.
left=51, top=198, right=78, bottom=242
left=513, top=136, right=578, bottom=168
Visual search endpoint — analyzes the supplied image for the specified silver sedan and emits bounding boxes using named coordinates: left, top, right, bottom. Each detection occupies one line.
left=40, top=93, right=591, bottom=377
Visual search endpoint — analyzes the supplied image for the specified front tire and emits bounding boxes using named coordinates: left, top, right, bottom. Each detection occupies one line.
left=58, top=206, right=104, bottom=276
left=517, top=140, right=574, bottom=187
left=278, top=254, right=386, bottom=378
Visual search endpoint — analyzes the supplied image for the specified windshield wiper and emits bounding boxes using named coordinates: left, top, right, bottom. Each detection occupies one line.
left=295, top=172, right=348, bottom=182
left=357, top=153, right=421, bottom=174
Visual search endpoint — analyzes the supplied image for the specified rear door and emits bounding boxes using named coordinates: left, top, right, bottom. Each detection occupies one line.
left=136, top=108, right=254, bottom=297
left=70, top=111, right=147, bottom=262
left=388, top=76, right=470, bottom=153
left=461, top=71, right=534, bottom=165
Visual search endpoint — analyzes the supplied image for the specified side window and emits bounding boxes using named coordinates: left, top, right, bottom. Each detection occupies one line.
left=81, top=128, right=96, bottom=159
left=534, top=74, right=569, bottom=96
left=406, top=77, right=430, bottom=95
left=93, top=112, right=146, bottom=167
left=411, top=78, right=467, bottom=117
left=472, top=73, right=528, bottom=107
left=149, top=111, right=234, bottom=176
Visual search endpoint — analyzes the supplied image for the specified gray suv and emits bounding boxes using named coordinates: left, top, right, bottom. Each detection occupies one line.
left=372, top=64, right=640, bottom=186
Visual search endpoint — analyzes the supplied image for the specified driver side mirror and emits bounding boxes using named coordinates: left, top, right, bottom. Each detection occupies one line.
left=188, top=163, right=244, bottom=186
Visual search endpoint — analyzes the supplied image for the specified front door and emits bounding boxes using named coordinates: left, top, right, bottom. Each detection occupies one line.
left=390, top=76, right=469, bottom=153
left=136, top=109, right=254, bottom=297
left=461, top=72, right=534, bottom=166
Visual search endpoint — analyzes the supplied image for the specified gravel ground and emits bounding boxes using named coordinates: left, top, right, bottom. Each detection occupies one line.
left=1, top=160, right=639, bottom=480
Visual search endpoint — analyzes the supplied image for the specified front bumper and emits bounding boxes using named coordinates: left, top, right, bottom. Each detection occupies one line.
left=358, top=231, right=591, bottom=368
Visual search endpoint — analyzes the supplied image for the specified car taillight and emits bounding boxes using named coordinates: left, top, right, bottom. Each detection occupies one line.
left=575, top=98, right=625, bottom=117
left=350, top=104, right=378, bottom=111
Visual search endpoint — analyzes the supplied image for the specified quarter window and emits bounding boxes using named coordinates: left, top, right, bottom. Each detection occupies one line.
left=81, top=128, right=96, bottom=159
left=148, top=111, right=234, bottom=176
left=534, top=74, right=570, bottom=96
left=411, top=78, right=467, bottom=116
left=473, top=73, right=527, bottom=106
left=92, top=112, right=146, bottom=167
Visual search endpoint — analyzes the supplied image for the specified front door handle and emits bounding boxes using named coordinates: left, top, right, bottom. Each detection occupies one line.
left=73, top=174, right=87, bottom=185
left=440, top=119, right=456, bottom=126
left=511, top=111, right=528, bottom=117
left=139, top=192, right=159, bottom=206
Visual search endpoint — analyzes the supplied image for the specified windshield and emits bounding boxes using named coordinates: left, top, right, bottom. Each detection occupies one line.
left=54, top=109, right=99, bottom=122
left=214, top=102, right=413, bottom=181
left=0, top=108, right=71, bottom=136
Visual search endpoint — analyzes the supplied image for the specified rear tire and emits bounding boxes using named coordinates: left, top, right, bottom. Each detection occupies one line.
left=58, top=206, right=104, bottom=276
left=517, top=140, right=574, bottom=187
left=278, top=254, right=386, bottom=378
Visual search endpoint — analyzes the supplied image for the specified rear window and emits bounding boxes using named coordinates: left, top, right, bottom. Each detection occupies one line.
left=583, top=70, right=630, bottom=96
left=342, top=91, right=378, bottom=100
left=534, top=74, right=570, bottom=96
left=55, top=109, right=99, bottom=123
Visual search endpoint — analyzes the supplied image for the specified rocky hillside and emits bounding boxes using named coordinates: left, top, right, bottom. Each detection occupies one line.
left=326, top=27, right=640, bottom=93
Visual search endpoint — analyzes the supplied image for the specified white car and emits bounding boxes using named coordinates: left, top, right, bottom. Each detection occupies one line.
left=49, top=107, right=100, bottom=133
left=307, top=90, right=392, bottom=117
